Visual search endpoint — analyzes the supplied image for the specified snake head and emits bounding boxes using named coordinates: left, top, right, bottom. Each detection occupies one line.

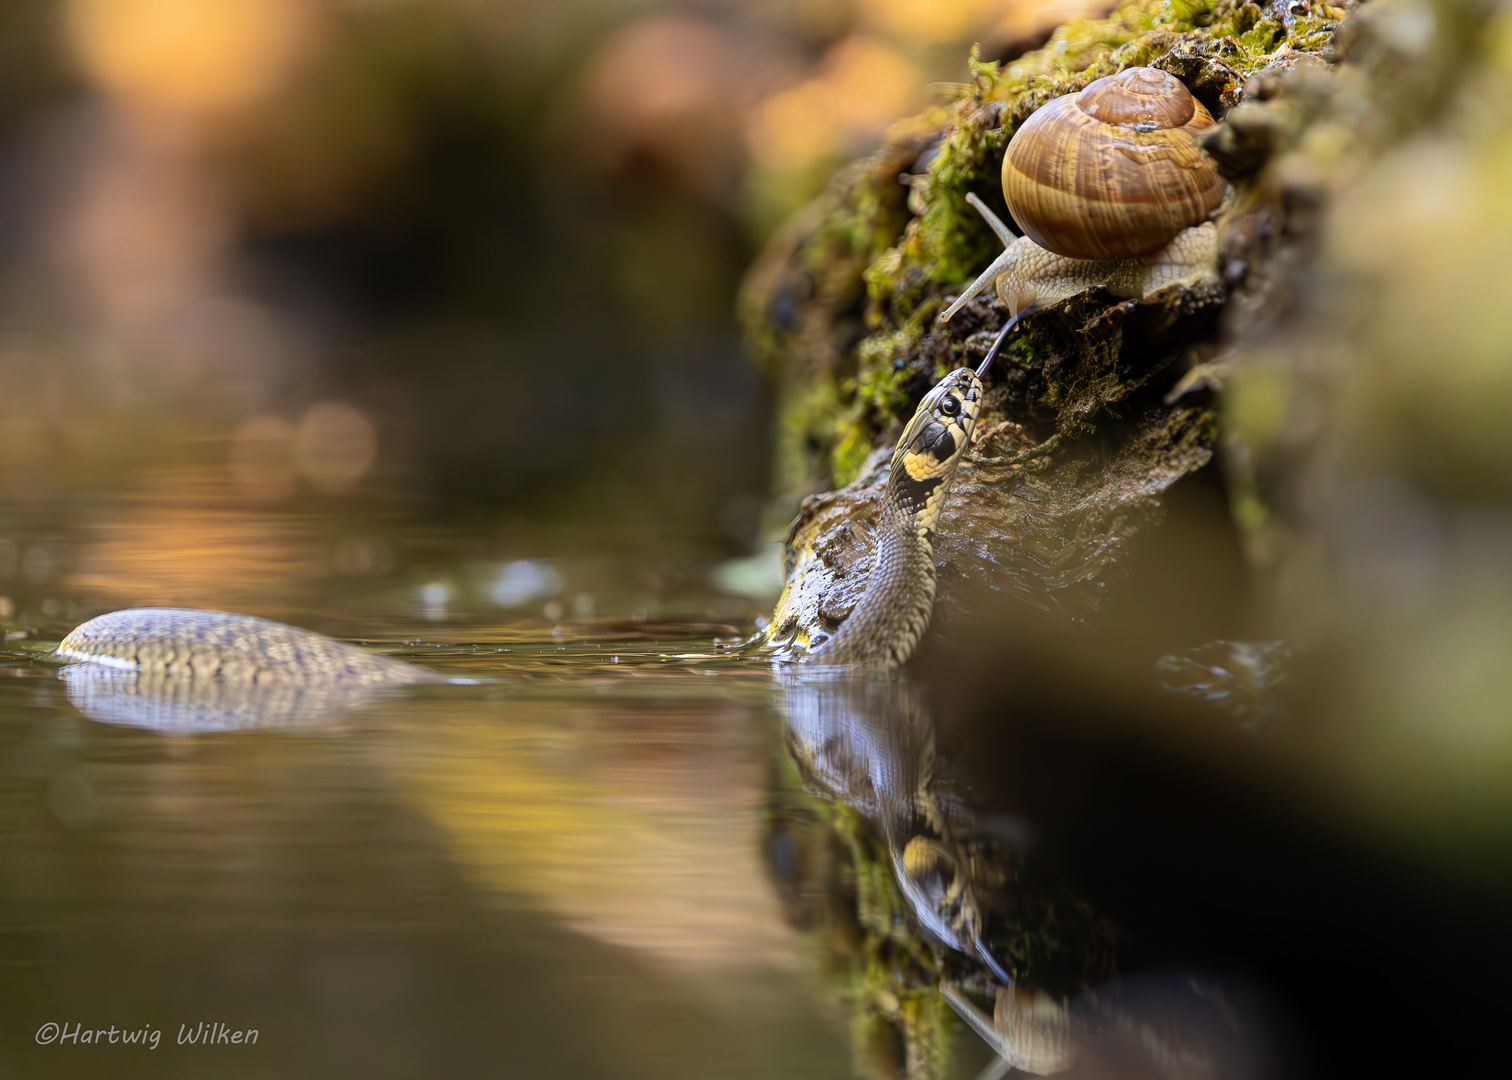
left=888, top=369, right=984, bottom=533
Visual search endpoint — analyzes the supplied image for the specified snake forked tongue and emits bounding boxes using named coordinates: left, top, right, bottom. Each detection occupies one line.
left=977, top=307, right=1032, bottom=378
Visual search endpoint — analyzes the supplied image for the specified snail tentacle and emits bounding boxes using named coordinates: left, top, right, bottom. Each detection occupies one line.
left=941, top=194, right=1024, bottom=324
left=966, top=192, right=1017, bottom=246
left=940, top=243, right=1020, bottom=323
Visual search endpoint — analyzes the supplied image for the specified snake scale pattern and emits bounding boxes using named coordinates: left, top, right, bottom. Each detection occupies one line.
left=798, top=366, right=985, bottom=667
left=58, top=608, right=431, bottom=685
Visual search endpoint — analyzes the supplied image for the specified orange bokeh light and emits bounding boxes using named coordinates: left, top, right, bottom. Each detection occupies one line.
left=857, top=0, right=1001, bottom=43
left=65, top=0, right=317, bottom=117
left=746, top=36, right=923, bottom=173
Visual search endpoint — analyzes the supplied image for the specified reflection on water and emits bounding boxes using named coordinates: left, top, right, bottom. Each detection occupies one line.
left=941, top=974, right=1268, bottom=1080
left=778, top=670, right=1006, bottom=980
left=393, top=677, right=795, bottom=967
left=771, top=670, right=1279, bottom=1080
left=3, top=471, right=1496, bottom=1079
left=3, top=572, right=1282, bottom=1076
left=1157, top=641, right=1290, bottom=729
left=0, top=628, right=848, bottom=1078
left=58, top=662, right=403, bottom=732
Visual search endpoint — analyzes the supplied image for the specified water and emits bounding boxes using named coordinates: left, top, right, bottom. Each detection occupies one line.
left=0, top=472, right=864, bottom=1078
left=0, top=632, right=871, bottom=1078
left=3, top=472, right=1509, bottom=1080
left=0, top=473, right=1249, bottom=1080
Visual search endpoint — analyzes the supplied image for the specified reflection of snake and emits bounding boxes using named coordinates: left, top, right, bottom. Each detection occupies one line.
left=778, top=670, right=1012, bottom=982
left=802, top=364, right=986, bottom=667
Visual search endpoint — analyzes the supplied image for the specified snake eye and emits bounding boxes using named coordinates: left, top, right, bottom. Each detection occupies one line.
left=939, top=396, right=961, bottom=418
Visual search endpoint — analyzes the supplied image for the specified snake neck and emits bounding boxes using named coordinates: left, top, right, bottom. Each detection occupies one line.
left=787, top=366, right=983, bottom=668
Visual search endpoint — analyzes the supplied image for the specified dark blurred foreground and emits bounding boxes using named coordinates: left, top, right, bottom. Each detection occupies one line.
left=924, top=475, right=1512, bottom=1078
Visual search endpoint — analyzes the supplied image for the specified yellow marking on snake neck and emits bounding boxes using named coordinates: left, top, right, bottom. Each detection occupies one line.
left=903, top=450, right=947, bottom=481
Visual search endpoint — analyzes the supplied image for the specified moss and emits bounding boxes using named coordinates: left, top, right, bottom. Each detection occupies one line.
left=829, top=416, right=874, bottom=492
left=740, top=0, right=1347, bottom=508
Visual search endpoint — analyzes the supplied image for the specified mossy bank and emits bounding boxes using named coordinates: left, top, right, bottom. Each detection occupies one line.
left=744, top=0, right=1512, bottom=1076
left=741, top=0, right=1349, bottom=651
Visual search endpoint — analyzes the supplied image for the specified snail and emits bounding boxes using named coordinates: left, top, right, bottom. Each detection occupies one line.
left=940, top=67, right=1225, bottom=361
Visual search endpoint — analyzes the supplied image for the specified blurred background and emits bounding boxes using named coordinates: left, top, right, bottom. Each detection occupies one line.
left=0, top=0, right=1099, bottom=626
left=3, top=2, right=1512, bottom=1078
left=0, top=5, right=1118, bottom=1079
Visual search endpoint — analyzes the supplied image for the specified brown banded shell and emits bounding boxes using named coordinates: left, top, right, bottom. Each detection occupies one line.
left=1001, top=67, right=1224, bottom=261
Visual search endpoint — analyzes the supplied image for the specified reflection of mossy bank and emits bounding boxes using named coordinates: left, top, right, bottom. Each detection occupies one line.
left=764, top=753, right=961, bottom=1080
left=766, top=744, right=1113, bottom=1080
left=766, top=793, right=957, bottom=1080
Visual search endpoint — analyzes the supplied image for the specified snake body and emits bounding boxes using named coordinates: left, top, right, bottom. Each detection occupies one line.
left=56, top=608, right=432, bottom=728
left=802, top=366, right=984, bottom=667
left=58, top=607, right=430, bottom=686
left=53, top=367, right=986, bottom=726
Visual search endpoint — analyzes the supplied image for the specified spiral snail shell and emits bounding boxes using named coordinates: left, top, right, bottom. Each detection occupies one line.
left=1003, top=67, right=1224, bottom=261
left=939, top=68, right=1224, bottom=347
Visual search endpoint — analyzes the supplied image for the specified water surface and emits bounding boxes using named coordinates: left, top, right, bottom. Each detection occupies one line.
left=0, top=478, right=859, bottom=1078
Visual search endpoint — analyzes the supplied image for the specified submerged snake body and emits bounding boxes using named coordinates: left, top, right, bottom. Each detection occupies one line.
left=59, top=608, right=430, bottom=686
left=57, top=608, right=433, bottom=729
left=806, top=367, right=984, bottom=667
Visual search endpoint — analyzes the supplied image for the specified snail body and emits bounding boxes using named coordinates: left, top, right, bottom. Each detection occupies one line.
left=941, top=67, right=1224, bottom=329
left=943, top=198, right=1219, bottom=321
